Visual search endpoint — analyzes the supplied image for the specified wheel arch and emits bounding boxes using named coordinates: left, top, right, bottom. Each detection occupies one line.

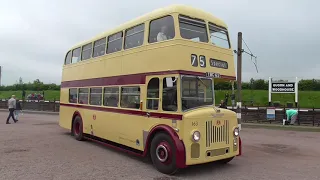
left=143, top=124, right=186, bottom=169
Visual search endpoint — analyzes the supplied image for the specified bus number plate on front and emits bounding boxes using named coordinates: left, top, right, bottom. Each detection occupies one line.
left=205, top=72, right=221, bottom=78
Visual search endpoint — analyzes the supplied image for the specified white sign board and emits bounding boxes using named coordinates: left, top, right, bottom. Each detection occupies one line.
left=266, top=107, right=275, bottom=120
left=268, top=77, right=298, bottom=106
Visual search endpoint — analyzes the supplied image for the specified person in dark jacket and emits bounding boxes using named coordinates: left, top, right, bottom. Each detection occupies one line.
left=14, top=98, right=22, bottom=120
left=219, top=100, right=227, bottom=109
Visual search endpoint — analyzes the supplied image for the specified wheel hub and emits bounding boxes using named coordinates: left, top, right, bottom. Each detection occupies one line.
left=156, top=144, right=169, bottom=162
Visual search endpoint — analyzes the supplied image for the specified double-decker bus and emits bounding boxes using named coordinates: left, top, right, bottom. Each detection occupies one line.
left=59, top=4, right=241, bottom=175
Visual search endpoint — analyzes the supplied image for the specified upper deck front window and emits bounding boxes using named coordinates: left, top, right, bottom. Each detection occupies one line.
left=149, top=15, right=175, bottom=43
left=209, top=23, right=230, bottom=49
left=181, top=75, right=213, bottom=111
left=179, top=15, right=208, bottom=43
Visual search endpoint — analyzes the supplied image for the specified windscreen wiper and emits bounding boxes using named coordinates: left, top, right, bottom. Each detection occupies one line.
left=196, top=76, right=208, bottom=88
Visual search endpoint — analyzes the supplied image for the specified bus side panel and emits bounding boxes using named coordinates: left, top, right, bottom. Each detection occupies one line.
left=59, top=88, right=73, bottom=130
left=91, top=110, right=120, bottom=144
left=59, top=106, right=72, bottom=130
left=118, top=112, right=176, bottom=152
left=118, top=113, right=147, bottom=151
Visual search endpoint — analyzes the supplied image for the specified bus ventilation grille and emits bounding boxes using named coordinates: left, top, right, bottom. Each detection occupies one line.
left=205, top=120, right=229, bottom=147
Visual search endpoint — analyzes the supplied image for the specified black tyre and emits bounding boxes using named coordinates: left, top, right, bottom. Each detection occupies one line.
left=72, top=116, right=84, bottom=141
left=150, top=132, right=179, bottom=175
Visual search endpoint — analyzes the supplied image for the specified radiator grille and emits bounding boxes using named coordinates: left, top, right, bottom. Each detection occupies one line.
left=206, top=120, right=229, bottom=147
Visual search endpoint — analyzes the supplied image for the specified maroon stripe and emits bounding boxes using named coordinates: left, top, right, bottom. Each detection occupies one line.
left=61, top=70, right=236, bottom=88
left=60, top=103, right=183, bottom=120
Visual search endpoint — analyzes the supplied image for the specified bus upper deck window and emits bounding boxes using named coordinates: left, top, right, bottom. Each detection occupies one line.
left=209, top=23, right=230, bottom=49
left=149, top=15, right=175, bottom=43
left=65, top=51, right=71, bottom=65
left=178, top=15, right=208, bottom=43
left=71, top=47, right=81, bottom=64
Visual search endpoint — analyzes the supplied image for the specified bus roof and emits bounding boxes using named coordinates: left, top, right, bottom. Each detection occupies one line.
left=69, top=4, right=228, bottom=50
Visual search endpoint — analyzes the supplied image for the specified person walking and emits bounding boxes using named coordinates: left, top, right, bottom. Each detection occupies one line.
left=6, top=95, right=17, bottom=124
left=14, top=98, right=22, bottom=120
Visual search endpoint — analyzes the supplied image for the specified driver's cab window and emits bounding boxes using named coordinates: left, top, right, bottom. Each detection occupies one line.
left=162, top=77, right=177, bottom=112
left=147, top=78, right=160, bottom=110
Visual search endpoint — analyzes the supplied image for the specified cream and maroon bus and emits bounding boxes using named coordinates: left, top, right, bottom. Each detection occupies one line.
left=59, top=4, right=241, bottom=175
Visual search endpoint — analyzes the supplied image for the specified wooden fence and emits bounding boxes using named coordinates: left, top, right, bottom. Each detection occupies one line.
left=0, top=100, right=319, bottom=126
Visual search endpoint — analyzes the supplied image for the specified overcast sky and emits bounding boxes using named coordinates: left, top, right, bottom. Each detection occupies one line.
left=0, top=0, right=319, bottom=85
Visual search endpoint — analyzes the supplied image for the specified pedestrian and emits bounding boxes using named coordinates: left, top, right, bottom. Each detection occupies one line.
left=14, top=98, right=23, bottom=120
left=285, top=109, right=298, bottom=125
left=219, top=99, right=227, bottom=109
left=6, top=95, right=17, bottom=124
left=22, top=90, right=26, bottom=101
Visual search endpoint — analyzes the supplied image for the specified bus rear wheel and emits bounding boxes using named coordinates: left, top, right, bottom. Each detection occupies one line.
left=150, top=132, right=178, bottom=175
left=72, top=116, right=84, bottom=141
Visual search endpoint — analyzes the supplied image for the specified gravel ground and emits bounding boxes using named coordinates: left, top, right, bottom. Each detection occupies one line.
left=1, top=112, right=320, bottom=180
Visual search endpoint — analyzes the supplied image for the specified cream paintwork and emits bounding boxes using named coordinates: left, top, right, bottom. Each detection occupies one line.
left=59, top=4, right=238, bottom=166
left=182, top=107, right=238, bottom=165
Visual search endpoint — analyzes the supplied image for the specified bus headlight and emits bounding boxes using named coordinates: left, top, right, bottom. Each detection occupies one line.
left=192, top=131, right=201, bottom=142
left=234, top=127, right=239, bottom=137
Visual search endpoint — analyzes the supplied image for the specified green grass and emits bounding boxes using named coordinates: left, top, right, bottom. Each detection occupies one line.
left=0, top=89, right=320, bottom=108
left=215, top=90, right=320, bottom=108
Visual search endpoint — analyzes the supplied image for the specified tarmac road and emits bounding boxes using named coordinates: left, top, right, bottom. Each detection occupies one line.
left=0, top=112, right=320, bottom=180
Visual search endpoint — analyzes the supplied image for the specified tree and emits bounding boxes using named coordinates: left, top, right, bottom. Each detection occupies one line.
left=19, top=77, right=23, bottom=84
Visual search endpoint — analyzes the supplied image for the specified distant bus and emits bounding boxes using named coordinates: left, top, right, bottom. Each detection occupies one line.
left=59, top=4, right=241, bottom=175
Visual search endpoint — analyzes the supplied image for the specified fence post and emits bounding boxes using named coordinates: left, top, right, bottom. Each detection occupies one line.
left=312, top=107, right=315, bottom=126
left=257, top=105, right=260, bottom=123
left=297, top=105, right=300, bottom=126
left=38, top=99, right=41, bottom=111
left=53, top=98, right=56, bottom=112
left=269, top=106, right=272, bottom=124
left=243, top=105, right=247, bottom=123
left=283, top=106, right=286, bottom=123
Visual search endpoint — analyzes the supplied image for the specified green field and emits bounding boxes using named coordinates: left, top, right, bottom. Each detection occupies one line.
left=0, top=90, right=60, bottom=101
left=215, top=90, right=320, bottom=108
left=1, top=90, right=320, bottom=108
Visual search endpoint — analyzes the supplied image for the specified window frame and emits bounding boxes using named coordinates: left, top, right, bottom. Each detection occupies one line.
left=124, top=23, right=145, bottom=50
left=180, top=75, right=214, bottom=112
left=89, top=87, right=103, bottom=106
left=208, top=22, right=231, bottom=49
left=69, top=88, right=78, bottom=103
left=65, top=51, right=72, bottom=65
left=162, top=76, right=178, bottom=112
left=107, top=31, right=123, bottom=54
left=178, top=14, right=208, bottom=43
left=148, top=15, right=175, bottom=44
left=78, top=88, right=89, bottom=104
left=92, top=37, right=107, bottom=58
left=71, top=47, right=81, bottom=64
left=120, top=86, right=141, bottom=109
left=81, top=42, right=93, bottom=60
left=146, top=77, right=160, bottom=111
left=103, top=86, right=120, bottom=107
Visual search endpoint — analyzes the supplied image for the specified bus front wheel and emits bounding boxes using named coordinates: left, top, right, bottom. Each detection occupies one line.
left=150, top=132, right=178, bottom=175
left=72, top=116, right=84, bottom=141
